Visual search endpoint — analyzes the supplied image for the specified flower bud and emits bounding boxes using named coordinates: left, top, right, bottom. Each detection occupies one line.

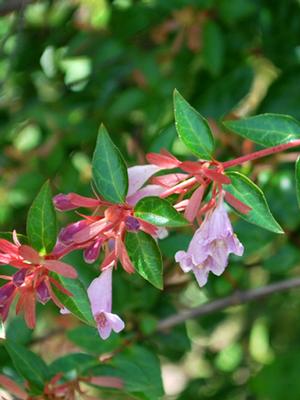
left=83, top=239, right=103, bottom=264
left=12, top=268, right=27, bottom=287
left=125, top=216, right=140, bottom=232
left=36, top=281, right=51, bottom=304
left=58, top=220, right=88, bottom=245
left=0, top=283, right=15, bottom=304
left=53, top=194, right=77, bottom=211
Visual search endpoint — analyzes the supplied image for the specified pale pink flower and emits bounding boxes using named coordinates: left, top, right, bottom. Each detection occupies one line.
left=126, top=164, right=164, bottom=206
left=87, top=267, right=125, bottom=340
left=175, top=197, right=244, bottom=287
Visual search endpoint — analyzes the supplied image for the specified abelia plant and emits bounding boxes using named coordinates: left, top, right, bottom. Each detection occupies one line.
left=1, top=90, right=300, bottom=398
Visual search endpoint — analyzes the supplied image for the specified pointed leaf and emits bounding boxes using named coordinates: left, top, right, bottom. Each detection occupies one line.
left=92, top=125, right=128, bottom=203
left=134, top=197, right=188, bottom=227
left=125, top=231, right=163, bottom=289
left=224, top=114, right=300, bottom=147
left=5, top=340, right=49, bottom=392
left=296, top=156, right=300, bottom=208
left=224, top=171, right=283, bottom=233
left=26, top=181, right=57, bottom=253
left=174, top=89, right=214, bottom=159
left=51, top=273, right=94, bottom=326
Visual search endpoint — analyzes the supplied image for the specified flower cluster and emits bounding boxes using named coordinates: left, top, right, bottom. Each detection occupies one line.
left=0, top=149, right=248, bottom=339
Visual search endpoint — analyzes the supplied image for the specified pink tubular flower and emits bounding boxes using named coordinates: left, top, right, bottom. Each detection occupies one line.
left=54, top=164, right=166, bottom=271
left=87, top=267, right=125, bottom=340
left=175, top=197, right=244, bottom=287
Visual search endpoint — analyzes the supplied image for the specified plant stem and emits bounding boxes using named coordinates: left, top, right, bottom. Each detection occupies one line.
left=222, top=140, right=300, bottom=169
left=157, top=277, right=300, bottom=331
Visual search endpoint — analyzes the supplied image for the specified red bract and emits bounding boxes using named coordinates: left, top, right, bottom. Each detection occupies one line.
left=146, top=149, right=251, bottom=223
left=0, top=236, right=77, bottom=328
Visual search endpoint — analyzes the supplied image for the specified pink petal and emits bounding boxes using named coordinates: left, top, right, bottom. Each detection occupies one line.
left=18, top=245, right=41, bottom=264
left=87, top=267, right=113, bottom=314
left=152, top=173, right=188, bottom=188
left=193, top=266, right=209, bottom=287
left=89, top=376, right=123, bottom=389
left=68, top=193, right=101, bottom=208
left=127, top=184, right=164, bottom=206
left=184, top=185, right=205, bottom=222
left=116, top=238, right=135, bottom=274
left=73, top=219, right=108, bottom=243
left=202, top=169, right=231, bottom=184
left=127, top=165, right=162, bottom=196
left=224, top=191, right=252, bottom=214
left=0, top=239, right=18, bottom=255
left=146, top=152, right=180, bottom=169
left=0, top=375, right=27, bottom=400
left=43, top=260, right=78, bottom=278
left=97, top=321, right=112, bottom=340
left=105, top=312, right=125, bottom=333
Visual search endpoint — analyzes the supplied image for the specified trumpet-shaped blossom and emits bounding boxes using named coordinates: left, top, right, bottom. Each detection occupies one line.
left=175, top=197, right=244, bottom=287
left=87, top=267, right=125, bottom=339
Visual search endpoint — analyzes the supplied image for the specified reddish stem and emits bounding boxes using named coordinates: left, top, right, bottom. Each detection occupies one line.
left=222, top=140, right=300, bottom=169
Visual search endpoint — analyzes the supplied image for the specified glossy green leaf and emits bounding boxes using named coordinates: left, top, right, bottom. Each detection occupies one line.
left=5, top=340, right=49, bottom=392
left=174, top=89, right=215, bottom=159
left=113, top=346, right=164, bottom=400
left=92, top=125, right=128, bottom=203
left=134, top=196, right=188, bottom=227
left=224, top=171, right=283, bottom=233
left=224, top=113, right=300, bottom=147
left=51, top=273, right=94, bottom=326
left=125, top=231, right=163, bottom=289
left=296, top=156, right=300, bottom=208
left=26, top=181, right=57, bottom=253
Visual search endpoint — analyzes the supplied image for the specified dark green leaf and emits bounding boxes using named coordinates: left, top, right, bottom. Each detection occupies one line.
left=67, top=326, right=121, bottom=354
left=134, top=196, right=188, bottom=227
left=49, top=353, right=96, bottom=377
left=51, top=273, right=95, bottom=326
left=174, top=89, right=215, bottom=159
left=224, top=171, right=283, bottom=233
left=224, top=113, right=300, bottom=147
left=296, top=156, right=300, bottom=207
left=113, top=346, right=164, bottom=400
left=5, top=340, right=49, bottom=392
left=125, top=231, right=163, bottom=290
left=92, top=125, right=128, bottom=203
left=26, top=181, right=57, bottom=253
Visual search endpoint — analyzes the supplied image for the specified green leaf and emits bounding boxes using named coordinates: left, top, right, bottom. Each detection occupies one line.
left=67, top=326, right=121, bottom=354
left=51, top=273, right=95, bottom=326
left=125, top=231, right=163, bottom=290
left=134, top=197, right=188, bottom=227
left=5, top=340, right=49, bottom=392
left=113, top=346, right=164, bottom=400
left=223, top=113, right=300, bottom=147
left=173, top=89, right=215, bottom=159
left=296, top=156, right=300, bottom=208
left=92, top=125, right=128, bottom=203
left=26, top=181, right=57, bottom=253
left=49, top=353, right=96, bottom=377
left=224, top=171, right=284, bottom=234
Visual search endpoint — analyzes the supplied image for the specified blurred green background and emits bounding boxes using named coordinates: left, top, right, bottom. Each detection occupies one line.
left=1, top=0, right=300, bottom=399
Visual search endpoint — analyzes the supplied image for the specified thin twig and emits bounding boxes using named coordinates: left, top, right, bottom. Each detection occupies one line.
left=157, top=277, right=300, bottom=331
